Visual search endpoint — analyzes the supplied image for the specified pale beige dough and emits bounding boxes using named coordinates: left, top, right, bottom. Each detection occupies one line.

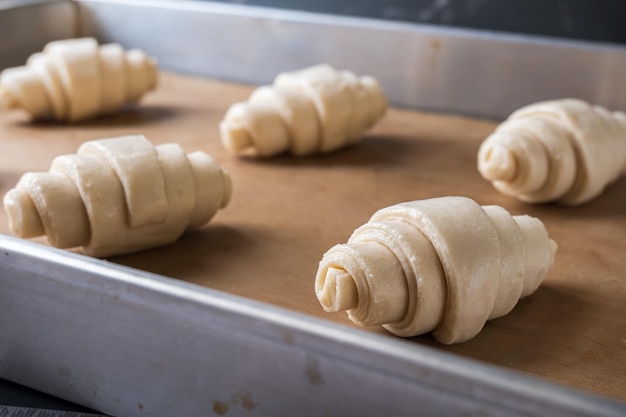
left=98, top=43, right=126, bottom=114
left=220, top=64, right=387, bottom=157
left=78, top=135, right=168, bottom=227
left=0, top=37, right=157, bottom=122
left=478, top=98, right=626, bottom=205
left=3, top=135, right=232, bottom=257
left=315, top=196, right=557, bottom=345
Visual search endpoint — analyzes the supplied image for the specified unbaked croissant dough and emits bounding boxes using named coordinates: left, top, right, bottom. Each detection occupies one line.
left=3, top=135, right=232, bottom=257
left=0, top=37, right=157, bottom=122
left=220, top=64, right=387, bottom=157
left=315, top=196, right=557, bottom=344
left=478, top=98, right=626, bottom=205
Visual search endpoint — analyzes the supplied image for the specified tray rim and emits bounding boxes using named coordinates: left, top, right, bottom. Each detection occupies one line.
left=1, top=234, right=625, bottom=416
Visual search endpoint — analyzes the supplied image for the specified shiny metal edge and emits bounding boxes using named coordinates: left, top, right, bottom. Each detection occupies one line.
left=75, top=0, right=626, bottom=119
left=0, top=235, right=624, bottom=417
left=0, top=0, right=76, bottom=70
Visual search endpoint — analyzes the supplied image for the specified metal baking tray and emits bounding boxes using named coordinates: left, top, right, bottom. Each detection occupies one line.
left=1, top=1, right=625, bottom=416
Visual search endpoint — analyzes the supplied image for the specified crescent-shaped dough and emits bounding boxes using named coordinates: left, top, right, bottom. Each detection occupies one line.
left=315, top=196, right=557, bottom=344
left=3, top=135, right=232, bottom=257
left=478, top=98, right=626, bottom=205
left=0, top=37, right=158, bottom=122
left=220, top=64, right=387, bottom=157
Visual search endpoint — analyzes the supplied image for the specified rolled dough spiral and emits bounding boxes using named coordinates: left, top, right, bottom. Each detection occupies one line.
left=3, top=135, right=232, bottom=257
left=0, top=37, right=158, bottom=122
left=220, top=64, right=387, bottom=157
left=478, top=98, right=626, bottom=205
left=315, top=196, right=557, bottom=344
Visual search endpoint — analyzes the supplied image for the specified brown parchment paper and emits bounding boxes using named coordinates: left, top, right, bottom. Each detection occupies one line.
left=0, top=72, right=624, bottom=401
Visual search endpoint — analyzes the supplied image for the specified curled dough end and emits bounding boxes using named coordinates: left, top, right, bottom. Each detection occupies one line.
left=187, top=151, right=233, bottom=229
left=477, top=142, right=517, bottom=182
left=314, top=196, right=556, bottom=344
left=0, top=85, right=19, bottom=110
left=3, top=188, right=45, bottom=238
left=315, top=264, right=358, bottom=312
left=219, top=103, right=255, bottom=155
left=316, top=241, right=408, bottom=327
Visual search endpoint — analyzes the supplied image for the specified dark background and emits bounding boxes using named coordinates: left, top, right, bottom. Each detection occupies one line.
left=212, top=0, right=626, bottom=44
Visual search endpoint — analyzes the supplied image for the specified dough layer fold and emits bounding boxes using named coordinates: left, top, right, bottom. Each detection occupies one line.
left=315, top=196, right=557, bottom=344
left=3, top=135, right=232, bottom=257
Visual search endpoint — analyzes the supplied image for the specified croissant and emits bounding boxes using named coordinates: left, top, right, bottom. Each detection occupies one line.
left=478, top=99, right=626, bottom=205
left=220, top=64, right=387, bottom=157
left=3, top=135, right=232, bottom=257
left=0, top=37, right=157, bottom=122
left=315, top=196, right=557, bottom=344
